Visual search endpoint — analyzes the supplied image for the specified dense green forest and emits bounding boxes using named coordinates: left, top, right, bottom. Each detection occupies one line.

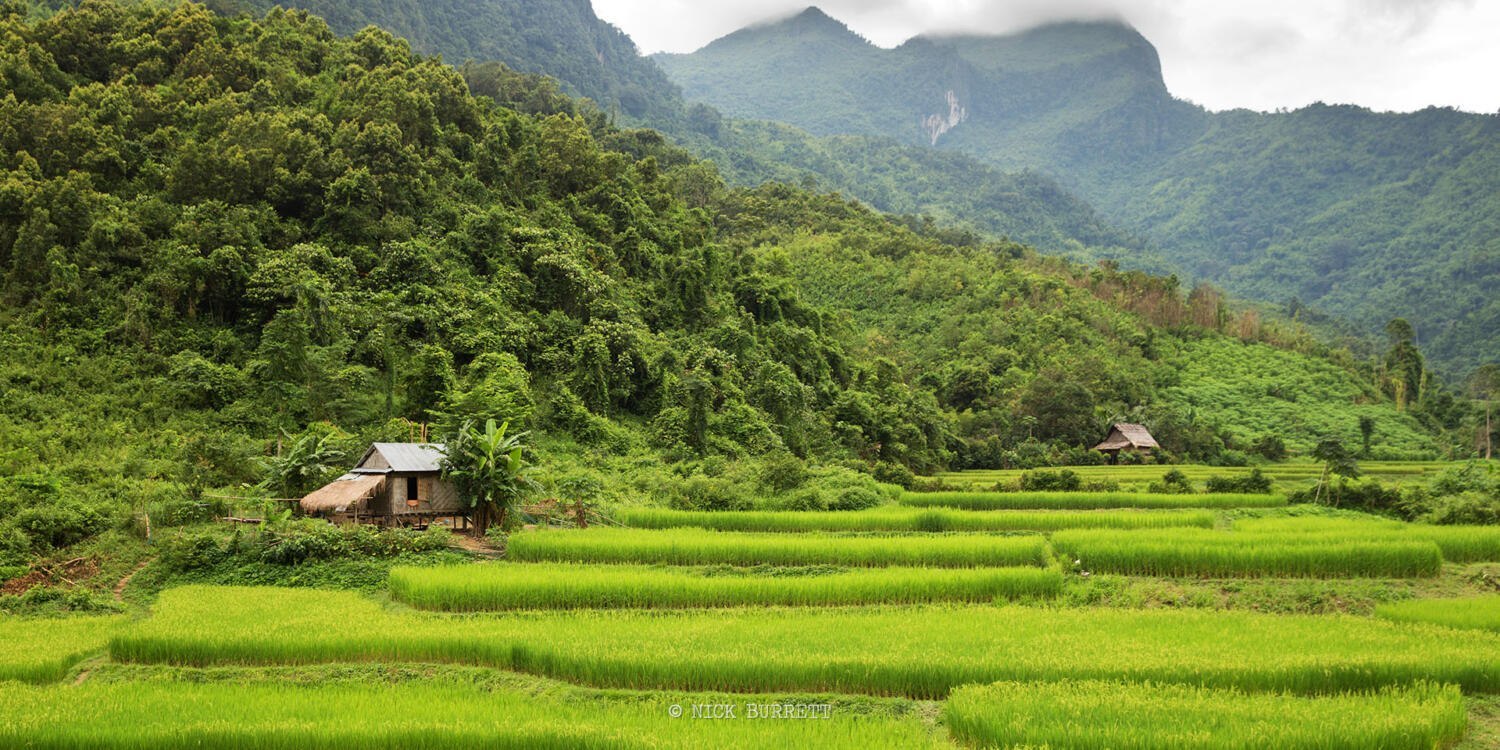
left=657, top=9, right=1500, bottom=377
left=184, top=0, right=1159, bottom=271
left=0, top=1, right=1487, bottom=580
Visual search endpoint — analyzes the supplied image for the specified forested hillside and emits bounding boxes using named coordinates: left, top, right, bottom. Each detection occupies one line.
left=657, top=9, right=1500, bottom=377
left=0, top=1, right=1476, bottom=576
left=191, top=0, right=1153, bottom=264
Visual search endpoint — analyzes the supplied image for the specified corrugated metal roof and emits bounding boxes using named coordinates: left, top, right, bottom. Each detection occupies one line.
left=359, top=443, right=447, bottom=473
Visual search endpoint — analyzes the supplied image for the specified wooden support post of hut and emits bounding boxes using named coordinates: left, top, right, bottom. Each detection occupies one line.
left=1093, top=423, right=1160, bottom=463
left=300, top=443, right=465, bottom=528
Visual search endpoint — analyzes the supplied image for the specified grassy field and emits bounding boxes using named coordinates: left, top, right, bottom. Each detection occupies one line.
left=389, top=563, right=1062, bottom=609
left=0, top=615, right=124, bottom=682
left=1377, top=595, right=1500, bottom=633
left=615, top=507, right=1216, bottom=532
left=945, top=680, right=1467, bottom=750
left=898, top=490, right=1285, bottom=510
left=0, top=679, right=945, bottom=749
left=507, top=528, right=1052, bottom=567
left=112, top=586, right=1500, bottom=697
left=1052, top=528, right=1445, bottom=578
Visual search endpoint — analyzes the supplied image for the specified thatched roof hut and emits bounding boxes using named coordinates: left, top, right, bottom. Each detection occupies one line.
left=299, top=443, right=461, bottom=524
left=1093, top=423, right=1159, bottom=457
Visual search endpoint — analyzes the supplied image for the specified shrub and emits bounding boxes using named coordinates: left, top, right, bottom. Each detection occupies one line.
left=757, top=453, right=808, bottom=493
left=1419, top=492, right=1500, bottom=526
left=1253, top=435, right=1288, bottom=461
left=1147, top=469, right=1195, bottom=494
left=1206, top=468, right=1274, bottom=494
left=1019, top=469, right=1081, bottom=492
left=158, top=532, right=228, bottom=572
left=666, top=475, right=751, bottom=511
left=871, top=461, right=916, bottom=489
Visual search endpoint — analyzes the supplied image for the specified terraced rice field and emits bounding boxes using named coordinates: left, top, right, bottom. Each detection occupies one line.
left=507, top=527, right=1052, bottom=567
left=10, top=462, right=1498, bottom=747
left=0, top=680, right=943, bottom=749
left=0, top=615, right=124, bottom=682
left=112, top=586, right=1500, bottom=697
left=1377, top=595, right=1500, bottom=633
left=945, top=680, right=1466, bottom=750
left=389, top=562, right=1062, bottom=609
left=1052, top=528, right=1445, bottom=578
left=615, top=506, right=1217, bottom=532
left=1232, top=516, right=1500, bottom=562
left=898, top=490, right=1285, bottom=510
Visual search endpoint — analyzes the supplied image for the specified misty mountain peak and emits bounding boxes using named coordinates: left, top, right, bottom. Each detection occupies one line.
left=717, top=5, right=872, bottom=50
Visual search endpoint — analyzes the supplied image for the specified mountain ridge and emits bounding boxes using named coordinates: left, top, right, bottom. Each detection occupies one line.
left=655, top=9, right=1500, bottom=377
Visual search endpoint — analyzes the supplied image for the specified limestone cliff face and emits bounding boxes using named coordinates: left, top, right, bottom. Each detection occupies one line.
left=922, top=90, right=968, bottom=145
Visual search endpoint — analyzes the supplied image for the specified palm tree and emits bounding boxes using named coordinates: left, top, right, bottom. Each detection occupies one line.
left=441, top=419, right=536, bottom=536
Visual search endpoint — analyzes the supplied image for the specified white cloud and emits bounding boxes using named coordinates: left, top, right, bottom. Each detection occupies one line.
left=590, top=0, right=1500, bottom=113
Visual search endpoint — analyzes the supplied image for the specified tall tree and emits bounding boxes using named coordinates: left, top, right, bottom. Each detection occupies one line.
left=1469, top=364, right=1500, bottom=460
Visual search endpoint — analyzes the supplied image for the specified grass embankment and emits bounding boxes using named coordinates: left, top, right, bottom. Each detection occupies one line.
left=112, top=587, right=1500, bottom=698
left=615, top=507, right=1215, bottom=532
left=389, top=563, right=1062, bottom=610
left=945, top=680, right=1466, bottom=750
left=0, top=615, right=124, bottom=682
left=507, top=528, right=1050, bottom=568
left=1377, top=595, right=1500, bottom=633
left=1052, top=528, right=1444, bottom=578
left=898, top=491, right=1284, bottom=510
left=0, top=680, right=943, bottom=749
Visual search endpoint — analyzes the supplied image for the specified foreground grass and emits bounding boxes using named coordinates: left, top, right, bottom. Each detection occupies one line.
left=389, top=563, right=1061, bottom=610
left=945, top=680, right=1466, bottom=750
left=507, top=528, right=1050, bottom=568
left=1377, top=595, right=1500, bottom=633
left=899, top=491, right=1284, bottom=510
left=1052, top=528, right=1444, bottom=578
left=0, top=679, right=945, bottom=749
left=113, top=586, right=1500, bottom=698
left=615, top=507, right=1215, bottom=532
left=0, top=615, right=124, bottom=682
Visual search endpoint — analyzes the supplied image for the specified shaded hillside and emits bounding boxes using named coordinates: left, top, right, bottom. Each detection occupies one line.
left=657, top=9, right=1500, bottom=376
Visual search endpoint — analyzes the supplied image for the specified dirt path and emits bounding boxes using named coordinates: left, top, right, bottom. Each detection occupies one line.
left=113, top=559, right=151, bottom=602
left=450, top=534, right=505, bottom=559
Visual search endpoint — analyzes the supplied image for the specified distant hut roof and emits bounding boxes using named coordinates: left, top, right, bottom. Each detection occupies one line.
left=300, top=473, right=386, bottom=514
left=1093, top=423, right=1160, bottom=451
left=354, top=443, right=447, bottom=474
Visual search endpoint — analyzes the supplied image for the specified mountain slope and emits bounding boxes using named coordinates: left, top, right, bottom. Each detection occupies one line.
left=657, top=11, right=1500, bottom=376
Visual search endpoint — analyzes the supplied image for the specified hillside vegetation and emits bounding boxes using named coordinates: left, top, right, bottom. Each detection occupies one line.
left=657, top=9, right=1500, bottom=376
left=0, top=0, right=1470, bottom=585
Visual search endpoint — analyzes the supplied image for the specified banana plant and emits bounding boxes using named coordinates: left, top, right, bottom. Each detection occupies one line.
left=441, top=419, right=538, bottom=536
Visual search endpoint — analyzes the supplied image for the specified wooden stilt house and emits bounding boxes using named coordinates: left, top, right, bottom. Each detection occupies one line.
left=299, top=443, right=465, bottom=527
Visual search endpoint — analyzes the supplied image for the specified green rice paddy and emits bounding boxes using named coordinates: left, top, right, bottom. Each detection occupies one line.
left=388, top=562, right=1062, bottom=609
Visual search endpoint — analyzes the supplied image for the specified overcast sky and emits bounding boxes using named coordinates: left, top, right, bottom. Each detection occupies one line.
left=591, top=0, right=1500, bottom=113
